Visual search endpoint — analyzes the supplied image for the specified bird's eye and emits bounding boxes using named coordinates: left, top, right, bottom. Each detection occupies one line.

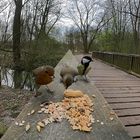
left=45, top=71, right=48, bottom=73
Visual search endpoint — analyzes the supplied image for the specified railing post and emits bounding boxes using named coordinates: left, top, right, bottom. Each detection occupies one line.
left=92, top=51, right=140, bottom=75
left=129, top=55, right=134, bottom=72
left=112, top=54, right=114, bottom=64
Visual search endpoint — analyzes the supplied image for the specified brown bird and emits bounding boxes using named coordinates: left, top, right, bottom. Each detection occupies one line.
left=60, top=65, right=78, bottom=88
left=33, top=65, right=54, bottom=97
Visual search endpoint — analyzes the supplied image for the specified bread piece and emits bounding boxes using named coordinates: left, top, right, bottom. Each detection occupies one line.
left=64, top=89, right=84, bottom=97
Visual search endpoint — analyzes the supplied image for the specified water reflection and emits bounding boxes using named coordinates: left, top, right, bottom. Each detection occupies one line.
left=1, top=68, right=35, bottom=90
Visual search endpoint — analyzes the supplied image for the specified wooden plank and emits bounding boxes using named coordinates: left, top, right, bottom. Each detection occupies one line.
left=96, top=84, right=140, bottom=88
left=103, top=93, right=140, bottom=98
left=110, top=103, right=140, bottom=110
left=126, top=125, right=140, bottom=138
left=1, top=51, right=132, bottom=140
left=115, top=108, right=140, bottom=117
left=98, top=87, right=140, bottom=90
left=96, top=83, right=140, bottom=86
left=95, top=81, right=140, bottom=83
left=95, top=81, right=140, bottom=84
left=98, top=89, right=140, bottom=94
left=91, top=78, right=140, bottom=81
left=106, top=97, right=140, bottom=103
left=119, top=116, right=140, bottom=126
left=134, top=138, right=140, bottom=140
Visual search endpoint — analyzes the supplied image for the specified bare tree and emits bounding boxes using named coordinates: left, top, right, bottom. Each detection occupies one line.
left=1, top=6, right=12, bottom=42
left=23, top=0, right=62, bottom=40
left=105, top=0, right=130, bottom=51
left=128, top=0, right=140, bottom=52
left=67, top=0, right=110, bottom=53
left=12, top=0, right=23, bottom=88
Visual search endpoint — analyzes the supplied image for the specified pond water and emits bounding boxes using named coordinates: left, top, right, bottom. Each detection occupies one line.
left=1, top=68, right=35, bottom=90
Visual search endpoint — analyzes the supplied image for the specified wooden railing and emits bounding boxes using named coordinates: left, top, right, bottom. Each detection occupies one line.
left=92, top=51, right=140, bottom=75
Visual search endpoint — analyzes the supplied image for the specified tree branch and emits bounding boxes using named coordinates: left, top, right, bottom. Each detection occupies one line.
left=0, top=1, right=12, bottom=13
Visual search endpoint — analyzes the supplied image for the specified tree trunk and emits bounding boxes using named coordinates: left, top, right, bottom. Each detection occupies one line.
left=0, top=68, right=1, bottom=88
left=133, top=30, right=139, bottom=53
left=13, top=0, right=22, bottom=88
left=83, top=36, right=89, bottom=53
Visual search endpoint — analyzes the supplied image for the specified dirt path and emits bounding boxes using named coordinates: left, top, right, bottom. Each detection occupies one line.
left=0, top=86, right=33, bottom=137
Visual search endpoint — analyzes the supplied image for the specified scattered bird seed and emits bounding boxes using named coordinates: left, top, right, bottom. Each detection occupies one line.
left=40, top=104, right=44, bottom=107
left=37, top=122, right=45, bottom=128
left=110, top=111, right=115, bottom=115
left=110, top=117, right=114, bottom=121
left=22, top=121, right=25, bottom=124
left=15, top=122, right=19, bottom=126
left=101, top=122, right=104, bottom=125
left=38, top=110, right=43, bottom=114
left=27, top=113, right=31, bottom=116
left=36, top=125, right=41, bottom=132
left=30, top=110, right=35, bottom=115
left=19, top=123, right=24, bottom=126
left=92, top=95, right=96, bottom=98
left=25, top=123, right=30, bottom=132
left=97, top=120, right=100, bottom=123
left=42, top=119, right=50, bottom=125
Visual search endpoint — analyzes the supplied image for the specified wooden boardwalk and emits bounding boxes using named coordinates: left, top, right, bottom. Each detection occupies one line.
left=76, top=54, right=140, bottom=140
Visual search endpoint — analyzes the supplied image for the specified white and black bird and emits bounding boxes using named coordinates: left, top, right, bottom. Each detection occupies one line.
left=77, top=56, right=93, bottom=80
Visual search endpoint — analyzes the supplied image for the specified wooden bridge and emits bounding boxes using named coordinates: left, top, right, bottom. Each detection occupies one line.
left=76, top=53, right=140, bottom=140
